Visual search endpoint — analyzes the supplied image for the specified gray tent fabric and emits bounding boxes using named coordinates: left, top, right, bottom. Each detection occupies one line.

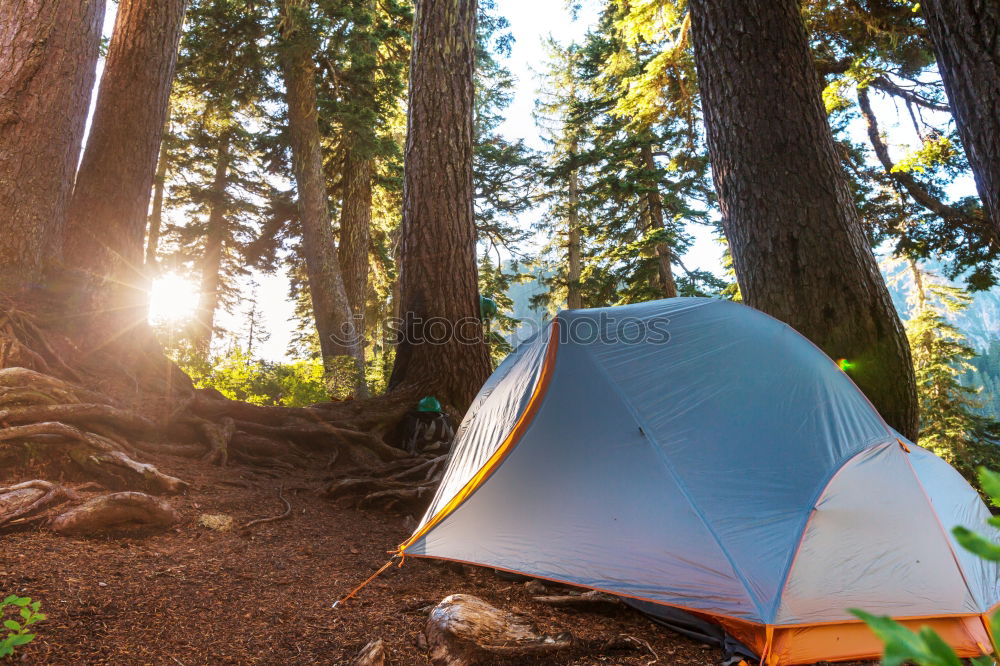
left=399, top=298, right=1000, bottom=664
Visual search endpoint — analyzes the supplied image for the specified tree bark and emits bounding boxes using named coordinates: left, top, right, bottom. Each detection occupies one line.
left=337, top=0, right=377, bottom=338
left=279, top=0, right=366, bottom=397
left=145, top=136, right=170, bottom=269
left=192, top=137, right=231, bottom=353
left=640, top=141, right=678, bottom=299
left=0, top=0, right=105, bottom=291
left=387, top=0, right=491, bottom=413
left=920, top=0, right=1000, bottom=240
left=62, top=0, right=187, bottom=327
left=339, top=152, right=373, bottom=332
left=688, top=0, right=918, bottom=438
left=567, top=152, right=583, bottom=310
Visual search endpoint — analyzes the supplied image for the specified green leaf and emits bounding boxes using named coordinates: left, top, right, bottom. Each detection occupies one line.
left=3, top=619, right=20, bottom=632
left=978, top=467, right=1000, bottom=507
left=953, top=526, right=1000, bottom=560
left=11, top=597, right=29, bottom=608
left=1, top=595, right=16, bottom=607
left=970, top=656, right=995, bottom=666
left=19, top=607, right=31, bottom=622
left=918, top=626, right=964, bottom=666
left=988, top=610, right=1000, bottom=656
left=850, top=609, right=961, bottom=666
left=0, top=645, right=13, bottom=658
left=9, top=633, right=35, bottom=646
left=29, top=601, right=39, bottom=613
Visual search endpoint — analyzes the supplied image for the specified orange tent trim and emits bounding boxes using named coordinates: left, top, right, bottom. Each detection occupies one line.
left=397, top=317, right=562, bottom=553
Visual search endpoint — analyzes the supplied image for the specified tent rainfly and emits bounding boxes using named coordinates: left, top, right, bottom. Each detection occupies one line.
left=397, top=297, right=1000, bottom=665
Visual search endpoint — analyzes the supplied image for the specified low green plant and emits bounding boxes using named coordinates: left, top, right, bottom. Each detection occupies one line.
left=851, top=466, right=1000, bottom=665
left=0, top=595, right=44, bottom=659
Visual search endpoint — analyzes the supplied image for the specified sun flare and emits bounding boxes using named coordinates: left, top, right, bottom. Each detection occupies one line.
left=148, top=273, right=200, bottom=325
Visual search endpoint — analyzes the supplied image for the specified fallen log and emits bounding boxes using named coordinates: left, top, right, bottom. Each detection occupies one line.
left=425, top=594, right=573, bottom=666
left=50, top=491, right=179, bottom=535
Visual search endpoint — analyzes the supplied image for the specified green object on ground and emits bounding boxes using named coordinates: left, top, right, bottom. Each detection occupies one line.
left=417, top=396, right=442, bottom=413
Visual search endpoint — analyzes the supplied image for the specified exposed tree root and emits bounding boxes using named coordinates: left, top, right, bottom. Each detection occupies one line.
left=0, top=480, right=77, bottom=527
left=0, top=421, right=187, bottom=494
left=241, top=486, right=292, bottom=530
left=50, top=491, right=179, bottom=535
left=324, top=452, right=447, bottom=511
left=1, top=296, right=449, bottom=529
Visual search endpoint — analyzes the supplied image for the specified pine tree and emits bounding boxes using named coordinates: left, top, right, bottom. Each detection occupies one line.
left=153, top=0, right=270, bottom=354
left=388, top=0, right=492, bottom=412
left=801, top=0, right=998, bottom=289
left=278, top=0, right=366, bottom=397
left=893, top=259, right=1000, bottom=477
left=534, top=40, right=590, bottom=310
left=688, top=0, right=918, bottom=438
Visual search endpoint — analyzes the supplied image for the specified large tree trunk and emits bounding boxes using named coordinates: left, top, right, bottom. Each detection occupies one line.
left=387, top=0, right=491, bottom=413
left=920, top=0, right=1000, bottom=240
left=688, top=0, right=918, bottom=439
left=145, top=136, right=170, bottom=269
left=640, top=141, right=678, bottom=299
left=567, top=146, right=583, bottom=310
left=0, top=0, right=105, bottom=292
left=339, top=152, right=373, bottom=333
left=337, top=0, right=377, bottom=337
left=192, top=137, right=231, bottom=353
left=62, top=0, right=187, bottom=331
left=279, top=0, right=366, bottom=398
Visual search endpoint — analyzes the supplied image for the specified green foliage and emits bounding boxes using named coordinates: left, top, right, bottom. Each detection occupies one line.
left=478, top=253, right=527, bottom=366
left=179, top=346, right=328, bottom=407
left=1, top=596, right=44, bottom=659
left=892, top=135, right=959, bottom=175
left=801, top=0, right=999, bottom=289
left=530, top=2, right=715, bottom=312
left=853, top=467, right=1000, bottom=665
left=888, top=259, right=1000, bottom=479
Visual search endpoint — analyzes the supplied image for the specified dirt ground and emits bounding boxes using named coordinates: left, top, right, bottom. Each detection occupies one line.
left=1, top=454, right=874, bottom=665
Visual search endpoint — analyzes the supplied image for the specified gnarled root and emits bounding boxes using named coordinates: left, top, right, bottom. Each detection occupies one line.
left=50, top=491, right=179, bottom=535
left=0, top=480, right=77, bottom=528
left=0, top=421, right=187, bottom=494
left=325, top=453, right=447, bottom=511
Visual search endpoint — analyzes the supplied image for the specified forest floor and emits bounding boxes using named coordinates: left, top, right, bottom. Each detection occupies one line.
left=2, top=453, right=873, bottom=665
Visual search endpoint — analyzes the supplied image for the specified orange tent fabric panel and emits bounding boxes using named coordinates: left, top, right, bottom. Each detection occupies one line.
left=766, top=616, right=990, bottom=664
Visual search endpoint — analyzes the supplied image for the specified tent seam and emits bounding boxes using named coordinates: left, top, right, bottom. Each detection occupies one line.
left=582, top=344, right=769, bottom=622
left=901, top=448, right=982, bottom=612
left=768, top=440, right=895, bottom=623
